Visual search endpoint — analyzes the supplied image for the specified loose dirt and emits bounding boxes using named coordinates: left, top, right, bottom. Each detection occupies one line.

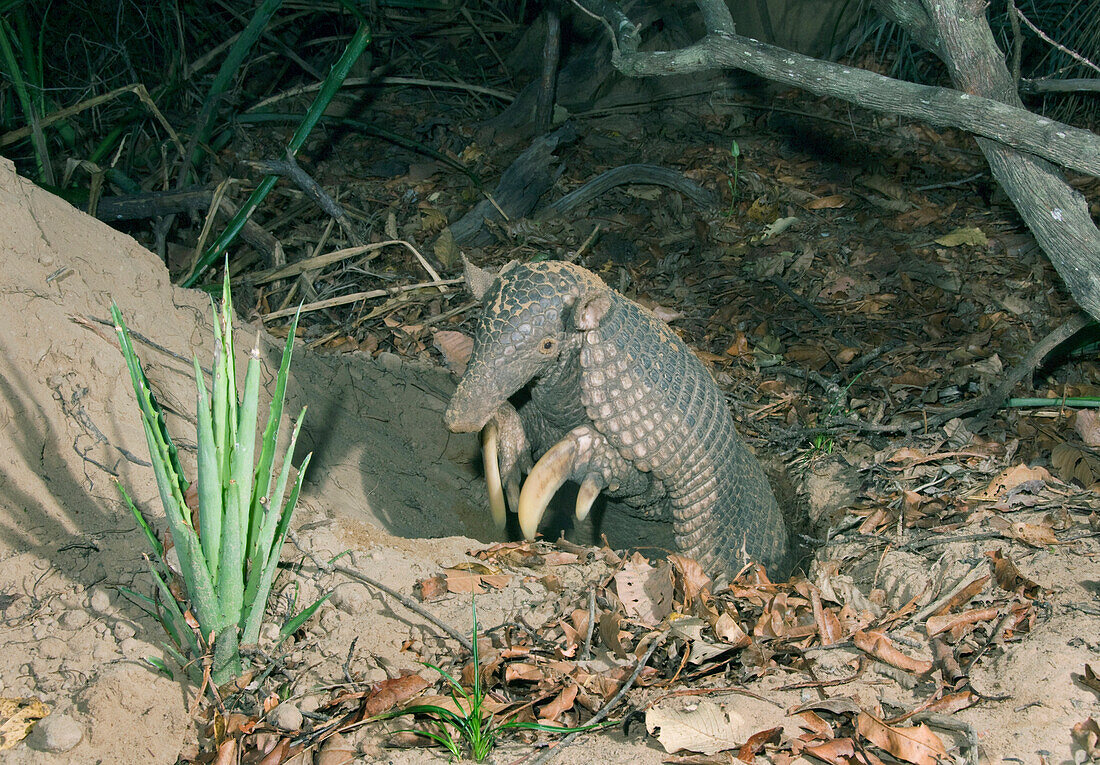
left=0, top=155, right=1097, bottom=764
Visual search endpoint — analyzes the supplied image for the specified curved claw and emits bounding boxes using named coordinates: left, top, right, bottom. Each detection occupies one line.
left=481, top=421, right=507, bottom=528
left=576, top=474, right=603, bottom=522
left=518, top=437, right=577, bottom=540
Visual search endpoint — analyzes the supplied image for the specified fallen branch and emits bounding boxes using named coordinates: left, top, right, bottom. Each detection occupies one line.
left=574, top=0, right=1100, bottom=321
left=572, top=0, right=1100, bottom=177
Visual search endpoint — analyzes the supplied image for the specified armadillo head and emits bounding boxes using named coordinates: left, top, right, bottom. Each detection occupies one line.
left=444, top=259, right=606, bottom=433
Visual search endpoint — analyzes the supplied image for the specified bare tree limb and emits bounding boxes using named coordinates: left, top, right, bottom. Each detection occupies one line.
left=908, top=0, right=1100, bottom=323
left=572, top=0, right=1100, bottom=178
left=572, top=0, right=1100, bottom=321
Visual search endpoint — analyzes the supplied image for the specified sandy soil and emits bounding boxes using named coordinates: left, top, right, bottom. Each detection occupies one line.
left=0, top=156, right=1097, bottom=763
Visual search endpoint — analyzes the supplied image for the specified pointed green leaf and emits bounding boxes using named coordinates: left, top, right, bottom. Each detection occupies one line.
left=194, top=355, right=222, bottom=578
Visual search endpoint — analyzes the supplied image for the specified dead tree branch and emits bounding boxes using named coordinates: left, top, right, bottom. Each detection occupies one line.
left=573, top=0, right=1100, bottom=321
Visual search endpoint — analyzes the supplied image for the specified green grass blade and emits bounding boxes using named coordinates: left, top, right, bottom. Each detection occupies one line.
left=219, top=272, right=239, bottom=453
left=183, top=0, right=285, bottom=176
left=115, top=480, right=164, bottom=559
left=241, top=451, right=310, bottom=642
left=235, top=346, right=260, bottom=556
left=249, top=308, right=300, bottom=537
left=211, top=296, right=231, bottom=486
left=181, top=21, right=372, bottom=286
left=264, top=406, right=306, bottom=539
left=0, top=17, right=46, bottom=183
left=278, top=591, right=332, bottom=641
left=241, top=411, right=307, bottom=641
left=194, top=355, right=222, bottom=578
left=217, top=480, right=244, bottom=627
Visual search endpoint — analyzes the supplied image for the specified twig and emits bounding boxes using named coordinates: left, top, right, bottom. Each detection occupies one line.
left=915, top=172, right=985, bottom=192
left=528, top=636, right=661, bottom=765
left=247, top=151, right=348, bottom=222
left=967, top=312, right=1093, bottom=430
left=261, top=277, right=464, bottom=321
left=287, top=531, right=473, bottom=652
left=1011, top=5, right=1100, bottom=75
left=765, top=274, right=857, bottom=347
left=248, top=77, right=514, bottom=113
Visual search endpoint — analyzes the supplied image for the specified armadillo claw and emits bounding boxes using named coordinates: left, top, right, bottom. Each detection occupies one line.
left=518, top=437, right=578, bottom=539
left=576, top=474, right=603, bottom=522
left=481, top=420, right=507, bottom=528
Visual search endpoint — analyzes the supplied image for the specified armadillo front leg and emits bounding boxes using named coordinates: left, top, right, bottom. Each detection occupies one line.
left=517, top=424, right=652, bottom=539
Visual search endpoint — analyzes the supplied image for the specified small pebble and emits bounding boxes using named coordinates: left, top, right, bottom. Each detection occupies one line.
left=118, top=637, right=143, bottom=655
left=29, top=713, right=84, bottom=753
left=88, top=588, right=111, bottom=614
left=259, top=623, right=281, bottom=646
left=112, top=621, right=136, bottom=641
left=319, top=610, right=340, bottom=632
left=330, top=586, right=371, bottom=615
left=92, top=641, right=119, bottom=662
left=298, top=695, right=323, bottom=714
left=378, top=351, right=402, bottom=373
left=60, top=609, right=89, bottom=630
left=38, top=637, right=68, bottom=659
left=269, top=702, right=303, bottom=732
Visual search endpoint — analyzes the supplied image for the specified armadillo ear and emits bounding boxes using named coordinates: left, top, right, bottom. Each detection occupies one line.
left=572, top=290, right=611, bottom=331
left=462, top=255, right=497, bottom=301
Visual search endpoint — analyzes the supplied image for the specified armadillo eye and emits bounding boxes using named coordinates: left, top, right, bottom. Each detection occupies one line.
left=538, top=337, right=557, bottom=355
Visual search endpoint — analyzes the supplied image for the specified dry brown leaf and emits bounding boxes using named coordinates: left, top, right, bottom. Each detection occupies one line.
left=736, top=725, right=782, bottom=761
left=1005, top=521, right=1059, bottom=547
left=443, top=569, right=485, bottom=594
left=599, top=610, right=628, bottom=658
left=504, top=663, right=545, bottom=683
left=987, top=464, right=1052, bottom=497
left=934, top=226, right=988, bottom=247
left=432, top=330, right=472, bottom=376
left=646, top=701, right=757, bottom=755
left=853, top=630, right=933, bottom=674
left=614, top=555, right=673, bottom=628
left=1051, top=442, right=1100, bottom=488
left=363, top=674, right=430, bottom=717
left=861, top=174, right=907, bottom=199
left=786, top=344, right=831, bottom=370
left=987, top=549, right=1043, bottom=597
left=925, top=607, right=999, bottom=637
left=1077, top=664, right=1100, bottom=696
left=1075, top=410, right=1100, bottom=446
left=542, top=551, right=579, bottom=566
left=920, top=689, right=979, bottom=715
left=857, top=712, right=947, bottom=765
left=811, top=588, right=843, bottom=645
left=724, top=331, right=752, bottom=359
left=669, top=554, right=712, bottom=608
left=481, top=574, right=511, bottom=589
left=929, top=575, right=989, bottom=617
left=805, top=194, right=847, bottom=209
left=795, top=709, right=834, bottom=738
left=713, top=611, right=751, bottom=648
left=0, top=697, right=50, bottom=751
left=1072, top=717, right=1100, bottom=759
left=416, top=575, right=448, bottom=601
left=802, top=737, right=856, bottom=763
left=537, top=683, right=578, bottom=724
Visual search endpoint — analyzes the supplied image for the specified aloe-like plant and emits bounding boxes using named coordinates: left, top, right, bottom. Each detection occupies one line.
left=113, top=270, right=322, bottom=685
left=378, top=599, right=614, bottom=761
